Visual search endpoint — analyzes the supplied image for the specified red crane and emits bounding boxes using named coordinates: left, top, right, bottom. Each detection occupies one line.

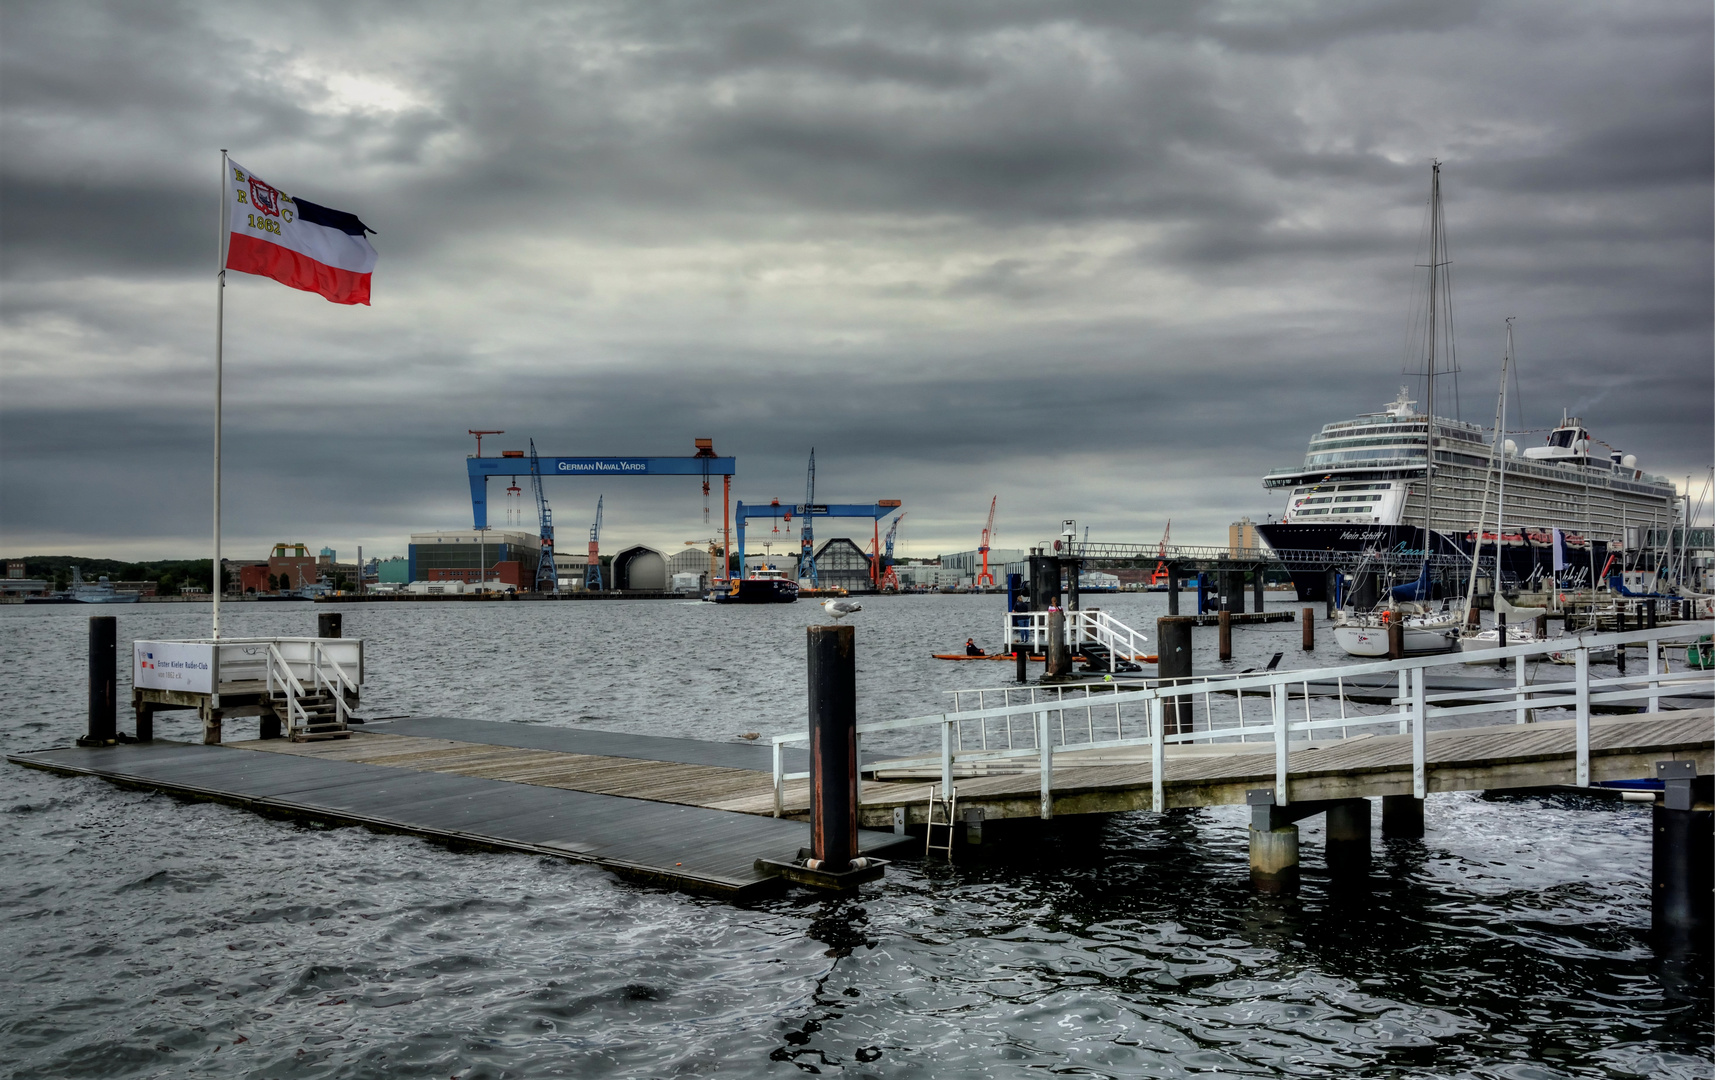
left=1149, top=520, right=1173, bottom=586
left=976, top=496, right=998, bottom=587
left=467, top=429, right=504, bottom=457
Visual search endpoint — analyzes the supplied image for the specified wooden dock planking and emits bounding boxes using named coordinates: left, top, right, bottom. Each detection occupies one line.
left=241, top=734, right=781, bottom=807
left=7, top=739, right=906, bottom=897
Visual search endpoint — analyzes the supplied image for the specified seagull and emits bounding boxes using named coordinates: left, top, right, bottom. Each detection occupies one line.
left=823, top=598, right=863, bottom=620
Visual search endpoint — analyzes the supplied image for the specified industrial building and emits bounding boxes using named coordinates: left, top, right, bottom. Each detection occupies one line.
left=610, top=545, right=669, bottom=590
left=939, top=548, right=1025, bottom=579
left=811, top=538, right=874, bottom=593
left=667, top=546, right=722, bottom=582
left=408, top=530, right=543, bottom=586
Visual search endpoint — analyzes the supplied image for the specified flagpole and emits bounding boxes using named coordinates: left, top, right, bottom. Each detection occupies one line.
left=213, top=149, right=227, bottom=640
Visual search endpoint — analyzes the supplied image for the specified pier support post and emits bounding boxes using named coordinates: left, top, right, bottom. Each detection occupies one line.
left=1046, top=608, right=1070, bottom=678
left=1325, top=800, right=1372, bottom=875
left=1015, top=640, right=1028, bottom=684
left=1157, top=617, right=1193, bottom=735
left=1250, top=825, right=1299, bottom=891
left=1218, top=569, right=1246, bottom=614
left=1386, top=619, right=1404, bottom=660
left=133, top=694, right=154, bottom=743
left=1381, top=794, right=1424, bottom=839
left=78, top=615, right=117, bottom=748
left=1652, top=761, right=1712, bottom=952
left=1252, top=568, right=1265, bottom=614
left=1646, top=599, right=1657, bottom=630
left=1218, top=609, right=1232, bottom=663
left=318, top=612, right=343, bottom=638
left=806, top=625, right=858, bottom=873
left=1495, top=613, right=1507, bottom=670
left=1167, top=563, right=1180, bottom=616
left=1301, top=608, right=1314, bottom=651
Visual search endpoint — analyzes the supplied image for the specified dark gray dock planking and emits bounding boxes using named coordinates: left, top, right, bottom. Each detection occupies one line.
left=369, top=716, right=810, bottom=770
left=8, top=739, right=903, bottom=897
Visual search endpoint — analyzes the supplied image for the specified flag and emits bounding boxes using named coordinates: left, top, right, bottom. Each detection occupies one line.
left=1552, top=527, right=1566, bottom=572
left=225, top=160, right=377, bottom=305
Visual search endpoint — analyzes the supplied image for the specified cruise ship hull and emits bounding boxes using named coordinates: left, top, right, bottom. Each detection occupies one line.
left=1258, top=521, right=1612, bottom=602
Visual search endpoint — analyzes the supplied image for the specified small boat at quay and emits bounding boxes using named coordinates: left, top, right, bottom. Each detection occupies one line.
left=706, top=567, right=799, bottom=604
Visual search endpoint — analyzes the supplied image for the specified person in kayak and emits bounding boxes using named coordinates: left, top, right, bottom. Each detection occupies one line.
left=964, top=638, right=985, bottom=656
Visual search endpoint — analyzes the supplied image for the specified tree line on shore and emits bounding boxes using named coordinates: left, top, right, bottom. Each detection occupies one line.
left=8, top=556, right=226, bottom=595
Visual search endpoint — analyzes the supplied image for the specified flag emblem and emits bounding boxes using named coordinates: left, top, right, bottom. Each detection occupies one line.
left=249, top=176, right=282, bottom=217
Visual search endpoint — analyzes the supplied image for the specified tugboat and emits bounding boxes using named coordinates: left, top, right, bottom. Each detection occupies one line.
left=706, top=566, right=800, bottom=604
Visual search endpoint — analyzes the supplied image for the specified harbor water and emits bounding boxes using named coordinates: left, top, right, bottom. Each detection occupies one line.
left=2, top=596, right=1709, bottom=1078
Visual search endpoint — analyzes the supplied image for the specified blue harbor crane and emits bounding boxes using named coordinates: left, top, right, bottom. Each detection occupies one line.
left=799, top=449, right=818, bottom=588
left=585, top=496, right=605, bottom=591
left=528, top=440, right=557, bottom=593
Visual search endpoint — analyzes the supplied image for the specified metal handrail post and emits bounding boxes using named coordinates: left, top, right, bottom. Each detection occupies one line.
left=1272, top=683, right=1288, bottom=804
left=772, top=740, right=783, bottom=817
left=1397, top=669, right=1408, bottom=734
left=1575, top=648, right=1590, bottom=786
left=1513, top=655, right=1527, bottom=725
left=1038, top=709, right=1053, bottom=819
left=1647, top=640, right=1661, bottom=714
left=1410, top=667, right=1427, bottom=799
left=1149, top=697, right=1165, bottom=813
left=941, top=719, right=953, bottom=797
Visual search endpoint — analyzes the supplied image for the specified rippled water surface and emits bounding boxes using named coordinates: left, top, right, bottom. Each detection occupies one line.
left=2, top=597, right=1709, bottom=1078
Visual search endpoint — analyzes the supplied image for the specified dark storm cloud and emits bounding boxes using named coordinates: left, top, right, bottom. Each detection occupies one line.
left=1, top=0, right=1710, bottom=557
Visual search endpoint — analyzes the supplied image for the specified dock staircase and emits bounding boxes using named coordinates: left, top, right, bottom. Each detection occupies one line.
left=1006, top=609, right=1152, bottom=672
left=266, top=641, right=357, bottom=742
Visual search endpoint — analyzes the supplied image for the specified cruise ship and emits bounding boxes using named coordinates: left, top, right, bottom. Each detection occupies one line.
left=1254, top=162, right=1680, bottom=602
left=1255, top=389, right=1680, bottom=600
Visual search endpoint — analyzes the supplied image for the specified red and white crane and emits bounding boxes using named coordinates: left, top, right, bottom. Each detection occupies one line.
left=1149, top=520, right=1172, bottom=587
left=976, top=496, right=998, bottom=587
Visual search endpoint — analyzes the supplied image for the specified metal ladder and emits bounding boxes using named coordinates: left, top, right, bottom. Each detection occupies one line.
left=925, top=784, right=957, bottom=860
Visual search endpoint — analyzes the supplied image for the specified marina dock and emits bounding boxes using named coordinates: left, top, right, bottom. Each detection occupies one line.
left=9, top=722, right=905, bottom=898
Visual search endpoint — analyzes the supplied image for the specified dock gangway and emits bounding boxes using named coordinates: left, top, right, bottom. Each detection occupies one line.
left=771, top=622, right=1713, bottom=819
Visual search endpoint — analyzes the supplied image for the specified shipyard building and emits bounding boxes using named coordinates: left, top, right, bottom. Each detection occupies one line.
left=408, top=531, right=543, bottom=588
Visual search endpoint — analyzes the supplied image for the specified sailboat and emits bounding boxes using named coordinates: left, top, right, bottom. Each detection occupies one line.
left=1332, top=162, right=1463, bottom=658
left=1458, top=319, right=1544, bottom=660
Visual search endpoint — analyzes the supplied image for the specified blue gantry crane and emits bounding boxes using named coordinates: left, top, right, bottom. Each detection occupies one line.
left=527, top=440, right=557, bottom=593
left=585, top=496, right=604, bottom=591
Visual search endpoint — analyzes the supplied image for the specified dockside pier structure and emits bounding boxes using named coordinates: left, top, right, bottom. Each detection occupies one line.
left=19, top=616, right=1711, bottom=943
left=1076, top=540, right=1471, bottom=612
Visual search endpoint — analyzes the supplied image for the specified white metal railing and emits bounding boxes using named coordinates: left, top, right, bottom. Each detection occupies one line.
left=770, top=622, right=1714, bottom=818
left=211, top=637, right=364, bottom=688
left=1004, top=609, right=1151, bottom=671
left=262, top=639, right=359, bottom=737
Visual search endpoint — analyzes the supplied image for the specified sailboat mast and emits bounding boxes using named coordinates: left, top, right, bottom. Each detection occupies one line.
left=1496, top=319, right=1512, bottom=593
left=1424, top=161, right=1439, bottom=541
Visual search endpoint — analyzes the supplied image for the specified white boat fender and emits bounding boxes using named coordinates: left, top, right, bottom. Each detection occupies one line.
left=802, top=857, right=870, bottom=870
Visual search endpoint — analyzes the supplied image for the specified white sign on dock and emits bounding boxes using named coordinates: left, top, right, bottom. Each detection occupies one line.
left=134, top=641, right=215, bottom=694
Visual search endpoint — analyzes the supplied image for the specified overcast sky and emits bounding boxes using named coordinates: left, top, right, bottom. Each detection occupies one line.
left=3, top=0, right=1710, bottom=562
